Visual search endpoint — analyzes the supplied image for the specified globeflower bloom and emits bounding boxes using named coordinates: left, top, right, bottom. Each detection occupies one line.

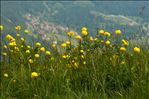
left=98, top=29, right=104, bottom=35
left=105, top=40, right=111, bottom=45
left=4, top=73, right=8, bottom=77
left=81, top=55, right=84, bottom=59
left=120, top=47, right=126, bottom=52
left=35, top=54, right=40, bottom=58
left=94, top=38, right=99, bottom=42
left=83, top=61, right=86, bottom=65
left=16, top=33, right=20, bottom=37
left=104, top=32, right=111, bottom=37
left=66, top=41, right=71, bottom=45
left=122, top=39, right=129, bottom=46
left=74, top=62, right=78, bottom=69
left=0, top=25, right=4, bottom=31
left=29, top=59, right=34, bottom=64
left=115, top=29, right=122, bottom=35
left=20, top=37, right=25, bottom=42
left=82, top=30, right=88, bottom=36
left=80, top=50, right=84, bottom=53
left=15, top=25, right=21, bottom=30
left=134, top=47, right=140, bottom=53
left=67, top=31, right=74, bottom=36
left=6, top=34, right=15, bottom=42
left=46, top=51, right=51, bottom=55
left=62, top=55, right=69, bottom=59
left=61, top=43, right=67, bottom=48
left=51, top=44, right=56, bottom=48
left=27, top=45, right=31, bottom=49
left=24, top=29, right=29, bottom=34
left=26, top=50, right=30, bottom=54
left=9, top=42, right=17, bottom=47
left=40, top=47, right=45, bottom=52
left=14, top=47, right=19, bottom=51
left=31, top=72, right=39, bottom=78
left=36, top=42, right=41, bottom=47
left=81, top=27, right=87, bottom=31
left=75, top=35, right=82, bottom=40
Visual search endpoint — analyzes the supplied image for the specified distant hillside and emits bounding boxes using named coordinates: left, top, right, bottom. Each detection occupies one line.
left=1, top=1, right=149, bottom=42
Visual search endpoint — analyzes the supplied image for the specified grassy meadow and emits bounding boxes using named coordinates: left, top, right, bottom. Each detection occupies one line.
left=0, top=25, right=149, bottom=99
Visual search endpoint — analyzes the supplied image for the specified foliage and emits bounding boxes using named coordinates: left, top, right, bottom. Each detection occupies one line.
left=1, top=25, right=149, bottom=99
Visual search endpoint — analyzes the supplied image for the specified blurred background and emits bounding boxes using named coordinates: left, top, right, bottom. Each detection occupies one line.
left=1, top=1, right=149, bottom=44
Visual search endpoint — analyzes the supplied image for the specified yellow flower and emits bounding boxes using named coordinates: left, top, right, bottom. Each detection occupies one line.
left=75, top=35, right=82, bottom=40
left=66, top=41, right=71, bottom=45
left=31, top=72, right=39, bottom=78
left=80, top=50, right=84, bottom=53
left=81, top=55, right=84, bottom=59
left=3, top=45, right=7, bottom=49
left=40, top=47, right=45, bottom=52
left=81, top=27, right=87, bottom=31
left=115, top=29, right=122, bottom=35
left=6, top=34, right=12, bottom=39
left=89, top=36, right=94, bottom=41
left=21, top=45, right=24, bottom=48
left=98, top=29, right=104, bottom=35
left=51, top=44, right=56, bottom=48
left=0, top=25, right=4, bottom=31
left=94, top=38, right=99, bottom=42
left=74, top=62, right=78, bottom=69
left=82, top=30, right=88, bottom=36
left=4, top=73, right=8, bottom=77
left=29, top=59, right=34, bottom=64
left=62, top=55, right=66, bottom=59
left=16, top=33, right=20, bottom=37
left=105, top=40, right=111, bottom=45
left=67, top=31, right=74, bottom=36
left=120, top=47, right=126, bottom=52
left=104, top=32, right=111, bottom=37
left=27, top=45, right=31, bottom=49
left=134, top=47, right=140, bottom=53
left=46, top=51, right=51, bottom=55
left=62, top=55, right=68, bottom=59
left=24, top=29, right=29, bottom=34
left=35, top=54, right=40, bottom=58
left=9, top=42, right=16, bottom=47
left=14, top=47, right=19, bottom=51
left=2, top=52, right=7, bottom=56
left=6, top=34, right=15, bottom=42
left=20, top=37, right=25, bottom=42
left=36, top=42, right=41, bottom=47
left=83, top=61, right=86, bottom=65
left=122, top=39, right=129, bottom=46
left=15, top=25, right=21, bottom=30
left=26, top=50, right=30, bottom=54
left=61, top=43, right=67, bottom=48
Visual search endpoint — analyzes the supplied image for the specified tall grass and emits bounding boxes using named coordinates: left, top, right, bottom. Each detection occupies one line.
left=1, top=25, right=149, bottom=99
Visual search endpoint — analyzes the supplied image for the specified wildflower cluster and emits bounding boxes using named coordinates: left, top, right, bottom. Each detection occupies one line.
left=1, top=24, right=147, bottom=99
